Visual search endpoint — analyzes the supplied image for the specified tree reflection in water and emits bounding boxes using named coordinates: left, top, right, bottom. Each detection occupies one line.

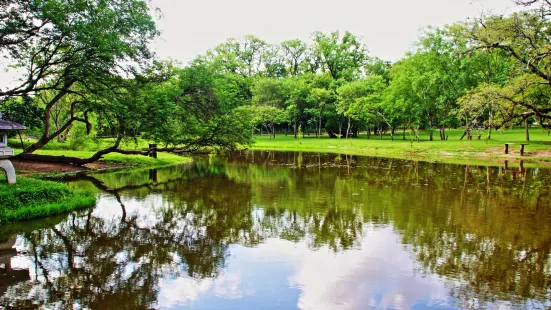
left=1, top=151, right=550, bottom=309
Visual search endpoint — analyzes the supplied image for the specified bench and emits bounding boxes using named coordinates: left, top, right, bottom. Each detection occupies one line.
left=504, top=143, right=528, bottom=156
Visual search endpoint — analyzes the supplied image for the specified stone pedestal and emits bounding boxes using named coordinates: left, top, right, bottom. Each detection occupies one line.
left=0, top=159, right=16, bottom=184
left=0, top=147, right=14, bottom=157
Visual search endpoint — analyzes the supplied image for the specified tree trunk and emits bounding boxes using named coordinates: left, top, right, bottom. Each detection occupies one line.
left=403, top=127, right=406, bottom=140
left=148, top=144, right=157, bottom=159
left=525, top=118, right=530, bottom=142
left=487, top=103, right=493, bottom=140
left=318, top=112, right=322, bottom=137
left=411, top=127, right=419, bottom=141
left=465, top=115, right=469, bottom=140
left=18, top=131, right=24, bottom=150
left=346, top=117, right=351, bottom=139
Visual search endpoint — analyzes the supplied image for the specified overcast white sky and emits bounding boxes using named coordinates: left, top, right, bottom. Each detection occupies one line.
left=151, top=0, right=519, bottom=63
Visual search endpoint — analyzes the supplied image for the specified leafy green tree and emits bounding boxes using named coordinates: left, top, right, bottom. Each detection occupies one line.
left=284, top=76, right=312, bottom=138
left=350, top=76, right=391, bottom=138
left=281, top=39, right=308, bottom=76
left=261, top=45, right=287, bottom=78
left=140, top=62, right=254, bottom=151
left=1, top=96, right=43, bottom=133
left=208, top=35, right=267, bottom=78
left=465, top=8, right=551, bottom=127
left=459, top=74, right=549, bottom=141
left=336, top=76, right=387, bottom=138
left=312, top=31, right=368, bottom=81
left=309, top=88, right=333, bottom=137
left=251, top=78, right=289, bottom=138
left=0, top=0, right=159, bottom=154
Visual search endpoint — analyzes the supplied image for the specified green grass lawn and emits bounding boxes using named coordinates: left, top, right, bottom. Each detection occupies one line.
left=251, top=127, right=551, bottom=166
left=0, top=177, right=96, bottom=223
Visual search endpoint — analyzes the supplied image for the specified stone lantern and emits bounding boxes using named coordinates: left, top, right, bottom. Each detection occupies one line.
left=0, top=112, right=26, bottom=184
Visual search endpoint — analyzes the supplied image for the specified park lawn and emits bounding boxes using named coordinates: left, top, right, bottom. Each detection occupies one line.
left=0, top=177, right=96, bottom=223
left=251, top=127, right=551, bottom=167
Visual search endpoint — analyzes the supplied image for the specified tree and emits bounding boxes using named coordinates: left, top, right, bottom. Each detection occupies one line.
left=465, top=8, right=551, bottom=126
left=468, top=9, right=551, bottom=85
left=251, top=78, right=288, bottom=138
left=281, top=39, right=308, bottom=76
left=208, top=35, right=267, bottom=78
left=312, top=31, right=368, bottom=81
left=0, top=0, right=159, bottom=155
left=284, top=76, right=312, bottom=138
left=143, top=62, right=254, bottom=151
left=385, top=27, right=489, bottom=141
left=459, top=74, right=550, bottom=141
left=337, top=76, right=387, bottom=139
left=309, top=88, right=333, bottom=137
left=261, top=45, right=287, bottom=78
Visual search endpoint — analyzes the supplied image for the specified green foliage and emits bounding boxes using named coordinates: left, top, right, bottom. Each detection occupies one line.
left=462, top=6, right=551, bottom=126
left=3, top=1, right=551, bottom=159
left=0, top=96, right=43, bottom=131
left=312, top=31, right=368, bottom=80
left=1, top=0, right=160, bottom=154
left=68, top=122, right=99, bottom=150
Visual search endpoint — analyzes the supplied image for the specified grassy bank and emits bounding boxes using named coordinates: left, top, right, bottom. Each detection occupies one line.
left=10, top=137, right=192, bottom=176
left=0, top=177, right=96, bottom=223
left=32, top=149, right=192, bottom=167
left=251, top=127, right=551, bottom=166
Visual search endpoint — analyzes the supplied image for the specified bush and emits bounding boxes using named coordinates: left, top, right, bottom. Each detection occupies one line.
left=69, top=122, right=100, bottom=151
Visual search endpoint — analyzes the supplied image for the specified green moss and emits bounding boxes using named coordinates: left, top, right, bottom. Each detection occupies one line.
left=0, top=177, right=96, bottom=223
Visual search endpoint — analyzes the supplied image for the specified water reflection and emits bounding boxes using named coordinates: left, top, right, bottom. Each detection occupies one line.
left=1, top=151, right=551, bottom=309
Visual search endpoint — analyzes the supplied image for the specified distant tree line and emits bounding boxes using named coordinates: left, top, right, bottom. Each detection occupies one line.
left=1, top=0, right=550, bottom=164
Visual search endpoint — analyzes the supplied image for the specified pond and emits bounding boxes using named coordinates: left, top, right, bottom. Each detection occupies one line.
left=1, top=151, right=551, bottom=309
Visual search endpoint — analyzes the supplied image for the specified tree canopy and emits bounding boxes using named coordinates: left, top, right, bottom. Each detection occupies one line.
left=1, top=0, right=550, bottom=163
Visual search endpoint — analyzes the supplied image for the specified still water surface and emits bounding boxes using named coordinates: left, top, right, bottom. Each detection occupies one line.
left=1, top=151, right=551, bottom=309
